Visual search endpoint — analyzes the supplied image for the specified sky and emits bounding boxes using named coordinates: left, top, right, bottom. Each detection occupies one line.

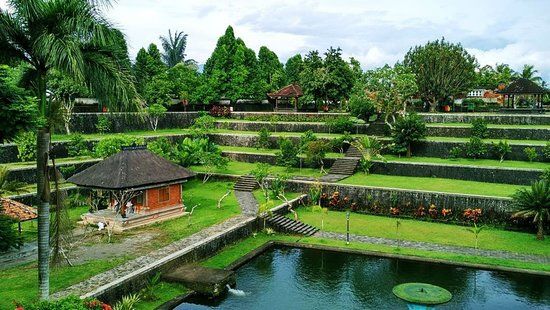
left=1, top=0, right=549, bottom=81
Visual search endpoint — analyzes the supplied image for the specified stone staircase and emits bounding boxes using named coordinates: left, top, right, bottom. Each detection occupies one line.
left=233, top=175, right=257, bottom=192
left=328, top=157, right=359, bottom=175
left=345, top=145, right=362, bottom=158
left=267, top=214, right=319, bottom=236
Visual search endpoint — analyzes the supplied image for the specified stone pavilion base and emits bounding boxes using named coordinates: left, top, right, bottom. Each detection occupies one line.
left=80, top=204, right=186, bottom=232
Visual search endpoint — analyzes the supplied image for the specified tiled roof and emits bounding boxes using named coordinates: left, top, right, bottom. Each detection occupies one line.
left=268, top=84, right=303, bottom=98
left=1, top=198, right=37, bottom=221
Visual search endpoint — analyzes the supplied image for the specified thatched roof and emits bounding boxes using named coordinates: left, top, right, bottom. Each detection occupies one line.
left=268, top=84, right=303, bottom=98
left=1, top=198, right=37, bottom=221
left=67, top=146, right=195, bottom=190
left=498, top=78, right=548, bottom=94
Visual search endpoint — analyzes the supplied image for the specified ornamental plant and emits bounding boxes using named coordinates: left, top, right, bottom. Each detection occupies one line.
left=145, top=103, right=167, bottom=131
left=327, top=116, right=355, bottom=133
left=93, top=136, right=144, bottom=158
left=543, top=142, right=550, bottom=162
left=390, top=113, right=426, bottom=157
left=14, top=131, right=37, bottom=161
left=470, top=118, right=488, bottom=138
left=95, top=115, right=112, bottom=134
left=256, top=127, right=272, bottom=149
left=491, top=140, right=511, bottom=162
left=523, top=147, right=538, bottom=162
left=511, top=180, right=550, bottom=240
left=299, top=130, right=318, bottom=150
left=276, top=137, right=299, bottom=168
left=304, top=140, right=330, bottom=172
left=464, top=137, right=487, bottom=159
left=67, top=133, right=91, bottom=157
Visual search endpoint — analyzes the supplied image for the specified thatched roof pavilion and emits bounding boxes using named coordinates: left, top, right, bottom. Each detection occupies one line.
left=497, top=78, right=548, bottom=109
left=268, top=84, right=303, bottom=111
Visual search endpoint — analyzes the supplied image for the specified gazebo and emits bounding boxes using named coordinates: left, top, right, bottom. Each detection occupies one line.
left=497, top=78, right=548, bottom=111
left=1, top=198, right=37, bottom=233
left=268, top=84, right=303, bottom=112
left=67, top=146, right=195, bottom=231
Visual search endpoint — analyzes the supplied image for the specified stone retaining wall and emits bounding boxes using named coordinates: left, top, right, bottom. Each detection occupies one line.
left=216, top=121, right=370, bottom=134
left=426, top=126, right=550, bottom=141
left=419, top=113, right=550, bottom=125
left=281, top=180, right=513, bottom=214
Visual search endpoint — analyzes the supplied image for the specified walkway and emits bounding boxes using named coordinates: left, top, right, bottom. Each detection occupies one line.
left=235, top=191, right=259, bottom=215
left=315, top=231, right=550, bottom=264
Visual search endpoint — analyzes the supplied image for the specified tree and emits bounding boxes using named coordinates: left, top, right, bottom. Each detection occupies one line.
left=404, top=38, right=478, bottom=111
left=323, top=47, right=354, bottom=106
left=168, top=62, right=201, bottom=103
left=160, top=29, right=191, bottom=68
left=0, top=0, right=136, bottom=299
left=363, top=64, right=418, bottom=127
left=348, top=90, right=375, bottom=121
left=257, top=46, right=285, bottom=93
left=145, top=104, right=167, bottom=131
left=512, top=180, right=550, bottom=240
left=284, top=54, right=303, bottom=84
left=519, top=64, right=543, bottom=84
left=391, top=113, right=427, bottom=157
left=300, top=50, right=326, bottom=105
left=133, top=43, right=166, bottom=95
left=48, top=69, right=89, bottom=134
left=0, top=65, right=38, bottom=143
left=304, top=140, right=330, bottom=173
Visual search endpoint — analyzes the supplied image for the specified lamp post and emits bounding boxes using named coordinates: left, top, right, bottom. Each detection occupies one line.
left=346, top=211, right=350, bottom=245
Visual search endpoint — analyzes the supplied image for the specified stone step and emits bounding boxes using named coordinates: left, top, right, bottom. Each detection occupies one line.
left=267, top=214, right=319, bottom=236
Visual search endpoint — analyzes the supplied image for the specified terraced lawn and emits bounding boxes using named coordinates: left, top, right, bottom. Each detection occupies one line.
left=190, top=161, right=324, bottom=178
left=382, top=155, right=550, bottom=170
left=428, top=123, right=550, bottom=129
left=340, top=173, right=527, bottom=197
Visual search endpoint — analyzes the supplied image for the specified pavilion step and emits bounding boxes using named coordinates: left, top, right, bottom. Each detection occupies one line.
left=267, top=214, right=319, bottom=236
left=234, top=175, right=257, bottom=192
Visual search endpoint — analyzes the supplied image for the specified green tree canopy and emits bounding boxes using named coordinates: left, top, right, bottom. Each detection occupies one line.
left=519, top=64, right=543, bottom=84
left=257, top=46, right=285, bottom=93
left=160, top=29, right=189, bottom=68
left=133, top=43, right=167, bottom=94
left=284, top=54, right=303, bottom=84
left=404, top=38, right=478, bottom=111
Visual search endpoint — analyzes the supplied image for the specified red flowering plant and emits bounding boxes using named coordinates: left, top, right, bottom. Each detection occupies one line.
left=328, top=191, right=340, bottom=209
left=390, top=207, right=400, bottom=215
left=428, top=204, right=438, bottom=219
left=463, top=208, right=482, bottom=223
left=209, top=105, right=231, bottom=117
left=415, top=204, right=426, bottom=217
left=441, top=208, right=452, bottom=218
left=350, top=202, right=358, bottom=211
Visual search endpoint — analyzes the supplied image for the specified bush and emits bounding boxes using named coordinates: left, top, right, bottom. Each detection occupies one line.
left=95, top=115, right=111, bottom=134
left=391, top=113, right=426, bottom=157
left=189, top=114, right=216, bottom=138
left=209, top=105, right=231, bottom=117
left=299, top=130, right=317, bottom=150
left=523, top=147, right=538, bottom=162
left=67, top=133, right=91, bottom=157
left=256, top=127, right=272, bottom=149
left=349, top=92, right=375, bottom=121
left=93, top=136, right=144, bottom=158
left=491, top=140, right=511, bottom=162
left=22, top=295, right=109, bottom=309
left=462, top=98, right=485, bottom=110
left=448, top=146, right=462, bottom=159
left=542, top=142, right=550, bottom=162
left=173, top=137, right=221, bottom=167
left=331, top=131, right=353, bottom=154
left=327, top=117, right=355, bottom=133
left=0, top=211, right=22, bottom=253
left=145, top=103, right=167, bottom=131
left=304, top=140, right=330, bottom=169
left=270, top=174, right=288, bottom=199
left=276, top=137, right=299, bottom=168
left=541, top=168, right=550, bottom=183
left=148, top=137, right=174, bottom=160
left=14, top=131, right=37, bottom=162
left=471, top=118, right=488, bottom=138
left=464, top=137, right=487, bottom=159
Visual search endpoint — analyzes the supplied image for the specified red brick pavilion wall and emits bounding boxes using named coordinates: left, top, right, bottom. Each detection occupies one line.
left=146, top=184, right=182, bottom=211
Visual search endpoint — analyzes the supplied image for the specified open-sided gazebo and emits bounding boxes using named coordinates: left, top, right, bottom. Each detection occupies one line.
left=497, top=78, right=548, bottom=110
left=67, top=146, right=195, bottom=231
left=268, top=84, right=303, bottom=112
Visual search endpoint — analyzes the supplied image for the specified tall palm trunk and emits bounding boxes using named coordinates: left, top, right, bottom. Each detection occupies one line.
left=537, top=218, right=544, bottom=241
left=36, top=73, right=51, bottom=300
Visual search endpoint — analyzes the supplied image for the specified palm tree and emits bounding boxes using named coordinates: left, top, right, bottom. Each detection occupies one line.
left=0, top=166, right=26, bottom=197
left=0, top=0, right=136, bottom=299
left=494, top=63, right=517, bottom=84
left=159, top=29, right=195, bottom=67
left=519, top=64, right=543, bottom=84
left=512, top=180, right=550, bottom=240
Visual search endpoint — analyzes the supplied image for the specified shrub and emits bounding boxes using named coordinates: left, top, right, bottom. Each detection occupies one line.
left=542, top=142, right=550, bottom=162
left=327, top=116, right=355, bottom=133
left=464, top=137, right=487, bottom=159
left=189, top=114, right=216, bottom=138
left=541, top=168, right=550, bottom=183
left=93, top=136, right=144, bottom=158
left=331, top=131, right=353, bottom=154
left=0, top=210, right=22, bottom=252
left=304, top=140, right=330, bottom=170
left=21, top=295, right=109, bottom=310
left=491, top=140, right=511, bottom=162
left=256, top=127, right=272, bottom=149
left=67, top=133, right=91, bottom=157
left=349, top=92, right=376, bottom=121
left=95, top=115, right=111, bottom=134
left=209, top=105, right=231, bottom=117
left=299, top=130, right=317, bottom=150
left=270, top=174, right=288, bottom=199
left=145, top=103, right=167, bottom=131
left=470, top=118, right=488, bottom=138
left=59, top=165, right=76, bottom=179
left=511, top=180, right=550, bottom=240
left=148, top=137, right=174, bottom=160
left=391, top=113, right=426, bottom=157
left=173, top=137, right=221, bottom=167
left=523, top=147, right=538, bottom=162
left=14, top=131, right=37, bottom=161
left=448, top=146, right=462, bottom=159
left=352, top=136, right=385, bottom=174
left=276, top=137, right=299, bottom=168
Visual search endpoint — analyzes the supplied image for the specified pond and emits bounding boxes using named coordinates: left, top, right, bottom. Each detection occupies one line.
left=177, top=246, right=550, bottom=309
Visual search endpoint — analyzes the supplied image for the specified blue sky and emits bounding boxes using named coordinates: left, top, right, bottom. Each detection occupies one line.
left=2, top=0, right=549, bottom=81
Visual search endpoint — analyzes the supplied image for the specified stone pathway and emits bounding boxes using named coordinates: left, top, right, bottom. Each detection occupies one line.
left=315, top=231, right=550, bottom=264
left=51, top=214, right=255, bottom=299
left=235, top=191, right=259, bottom=215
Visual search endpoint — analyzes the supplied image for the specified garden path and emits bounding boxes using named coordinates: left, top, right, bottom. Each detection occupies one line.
left=315, top=231, right=550, bottom=264
left=235, top=191, right=259, bottom=215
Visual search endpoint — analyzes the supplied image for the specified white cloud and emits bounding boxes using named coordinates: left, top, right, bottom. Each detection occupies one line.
left=1, top=0, right=549, bottom=80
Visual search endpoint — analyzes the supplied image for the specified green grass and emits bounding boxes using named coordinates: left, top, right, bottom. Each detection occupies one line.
left=201, top=233, right=550, bottom=273
left=220, top=145, right=344, bottom=158
left=382, top=155, right=550, bottom=170
left=340, top=173, right=526, bottom=197
left=190, top=161, right=324, bottom=178
left=426, top=136, right=547, bottom=145
left=295, top=208, right=550, bottom=256
left=0, top=256, right=131, bottom=309
left=16, top=205, right=89, bottom=243
left=4, top=156, right=97, bottom=169
left=252, top=190, right=301, bottom=206
left=134, top=282, right=187, bottom=310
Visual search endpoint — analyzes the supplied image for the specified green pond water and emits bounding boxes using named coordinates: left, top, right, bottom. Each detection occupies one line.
left=177, top=246, right=550, bottom=309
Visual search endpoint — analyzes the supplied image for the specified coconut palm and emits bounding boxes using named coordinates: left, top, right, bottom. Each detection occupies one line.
left=160, top=29, right=195, bottom=68
left=0, top=0, right=136, bottom=299
left=512, top=180, right=550, bottom=240
left=519, top=64, right=543, bottom=84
